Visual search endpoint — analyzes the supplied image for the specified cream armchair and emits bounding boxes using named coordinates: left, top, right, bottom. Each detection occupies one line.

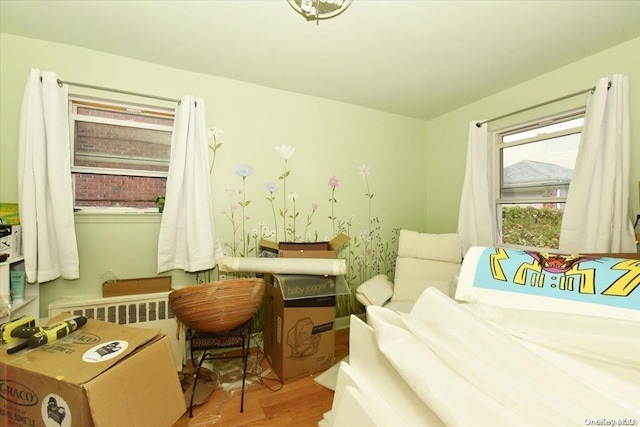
left=355, top=230, right=462, bottom=313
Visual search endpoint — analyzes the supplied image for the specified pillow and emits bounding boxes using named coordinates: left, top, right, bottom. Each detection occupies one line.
left=356, top=274, right=393, bottom=306
left=398, top=230, right=462, bottom=263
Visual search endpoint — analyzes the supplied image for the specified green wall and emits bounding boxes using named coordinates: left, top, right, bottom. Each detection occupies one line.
left=1, top=33, right=639, bottom=318
left=425, top=37, right=640, bottom=233
left=0, top=34, right=428, bottom=317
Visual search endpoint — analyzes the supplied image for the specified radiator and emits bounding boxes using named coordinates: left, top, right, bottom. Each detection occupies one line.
left=48, top=291, right=185, bottom=371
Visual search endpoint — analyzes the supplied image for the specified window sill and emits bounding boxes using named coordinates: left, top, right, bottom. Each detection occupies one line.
left=74, top=211, right=162, bottom=224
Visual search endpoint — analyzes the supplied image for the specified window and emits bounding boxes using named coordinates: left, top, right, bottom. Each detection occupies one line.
left=494, top=110, right=584, bottom=249
left=69, top=97, right=174, bottom=211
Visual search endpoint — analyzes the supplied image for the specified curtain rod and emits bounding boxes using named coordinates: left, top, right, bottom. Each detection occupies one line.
left=55, top=78, right=180, bottom=103
left=476, top=82, right=611, bottom=128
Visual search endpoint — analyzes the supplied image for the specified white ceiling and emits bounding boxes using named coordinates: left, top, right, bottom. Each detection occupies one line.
left=2, top=0, right=640, bottom=120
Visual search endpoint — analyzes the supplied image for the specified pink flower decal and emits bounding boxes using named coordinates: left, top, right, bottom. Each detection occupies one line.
left=328, top=176, right=339, bottom=190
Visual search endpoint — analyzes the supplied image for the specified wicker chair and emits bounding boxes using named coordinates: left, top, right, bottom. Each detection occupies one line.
left=185, top=320, right=252, bottom=417
left=168, top=278, right=266, bottom=417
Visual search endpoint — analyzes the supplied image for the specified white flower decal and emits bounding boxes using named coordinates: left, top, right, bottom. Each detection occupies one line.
left=358, top=164, right=370, bottom=177
left=275, top=144, right=296, bottom=160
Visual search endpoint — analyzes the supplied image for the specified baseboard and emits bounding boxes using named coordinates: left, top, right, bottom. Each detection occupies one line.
left=335, top=312, right=365, bottom=330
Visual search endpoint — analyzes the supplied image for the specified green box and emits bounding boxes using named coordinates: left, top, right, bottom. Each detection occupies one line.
left=0, top=203, right=20, bottom=225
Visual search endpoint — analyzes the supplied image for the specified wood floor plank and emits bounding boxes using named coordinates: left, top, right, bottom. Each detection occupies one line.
left=172, top=328, right=348, bottom=427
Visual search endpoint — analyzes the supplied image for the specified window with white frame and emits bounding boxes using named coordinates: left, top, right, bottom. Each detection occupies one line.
left=494, top=109, right=585, bottom=249
left=69, top=96, right=175, bottom=211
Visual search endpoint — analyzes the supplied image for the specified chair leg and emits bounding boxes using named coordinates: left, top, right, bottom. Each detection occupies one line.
left=189, top=349, right=209, bottom=418
left=188, top=329, right=199, bottom=369
left=242, top=347, right=249, bottom=412
left=187, top=320, right=253, bottom=415
left=239, top=321, right=251, bottom=413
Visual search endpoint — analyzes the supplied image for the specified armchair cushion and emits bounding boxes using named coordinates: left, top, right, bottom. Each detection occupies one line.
left=398, top=230, right=461, bottom=263
left=356, top=274, right=393, bottom=307
left=391, top=257, right=461, bottom=302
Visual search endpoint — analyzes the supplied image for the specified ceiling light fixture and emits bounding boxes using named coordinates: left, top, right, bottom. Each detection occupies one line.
left=287, top=0, right=352, bottom=25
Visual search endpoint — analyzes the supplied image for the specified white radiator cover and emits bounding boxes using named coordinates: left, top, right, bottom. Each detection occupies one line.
left=48, top=291, right=185, bottom=371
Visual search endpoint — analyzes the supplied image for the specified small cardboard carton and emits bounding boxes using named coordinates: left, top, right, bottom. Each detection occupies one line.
left=102, top=276, right=172, bottom=297
left=0, top=316, right=185, bottom=427
left=264, top=274, right=350, bottom=384
left=0, top=225, right=22, bottom=260
left=259, top=233, right=349, bottom=259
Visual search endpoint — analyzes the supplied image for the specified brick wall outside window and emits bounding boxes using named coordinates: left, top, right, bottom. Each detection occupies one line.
left=71, top=99, right=174, bottom=209
left=74, top=174, right=167, bottom=208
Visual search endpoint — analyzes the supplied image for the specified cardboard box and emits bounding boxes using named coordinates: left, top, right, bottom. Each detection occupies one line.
left=278, top=249, right=338, bottom=259
left=278, top=242, right=331, bottom=251
left=0, top=317, right=186, bottom=427
left=0, top=225, right=22, bottom=260
left=264, top=274, right=350, bottom=384
left=102, top=276, right=172, bottom=297
left=0, top=203, right=20, bottom=226
left=259, top=233, right=349, bottom=259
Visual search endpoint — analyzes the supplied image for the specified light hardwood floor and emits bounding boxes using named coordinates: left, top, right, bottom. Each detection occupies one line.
left=172, top=328, right=349, bottom=427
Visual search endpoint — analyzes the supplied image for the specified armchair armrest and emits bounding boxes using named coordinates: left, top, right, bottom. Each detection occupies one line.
left=356, top=274, right=393, bottom=307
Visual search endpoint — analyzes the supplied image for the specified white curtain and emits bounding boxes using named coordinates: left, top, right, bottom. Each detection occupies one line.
left=157, top=96, right=218, bottom=273
left=17, top=69, right=80, bottom=283
left=559, top=75, right=636, bottom=253
left=457, top=121, right=494, bottom=256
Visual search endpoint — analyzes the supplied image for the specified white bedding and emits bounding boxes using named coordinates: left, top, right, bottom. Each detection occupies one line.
left=323, top=288, right=640, bottom=426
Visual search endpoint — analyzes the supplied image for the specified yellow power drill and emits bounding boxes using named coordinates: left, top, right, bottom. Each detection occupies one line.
left=6, top=315, right=88, bottom=354
left=0, top=315, right=36, bottom=344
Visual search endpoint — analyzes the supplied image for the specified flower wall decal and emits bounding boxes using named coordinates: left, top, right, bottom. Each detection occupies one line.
left=264, top=181, right=279, bottom=242
left=222, top=187, right=242, bottom=256
left=275, top=145, right=295, bottom=240
left=328, top=175, right=339, bottom=236
left=359, top=163, right=374, bottom=229
left=287, top=192, right=299, bottom=239
left=236, top=164, right=254, bottom=257
left=274, top=144, right=296, bottom=160
left=208, top=126, right=224, bottom=172
left=217, top=142, right=397, bottom=317
left=305, top=202, right=319, bottom=241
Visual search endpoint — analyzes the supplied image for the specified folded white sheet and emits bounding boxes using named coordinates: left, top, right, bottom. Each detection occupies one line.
left=405, top=289, right=639, bottom=424
left=325, top=315, right=445, bottom=427
left=323, top=363, right=401, bottom=427
left=324, top=288, right=640, bottom=426
left=368, top=304, right=528, bottom=426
